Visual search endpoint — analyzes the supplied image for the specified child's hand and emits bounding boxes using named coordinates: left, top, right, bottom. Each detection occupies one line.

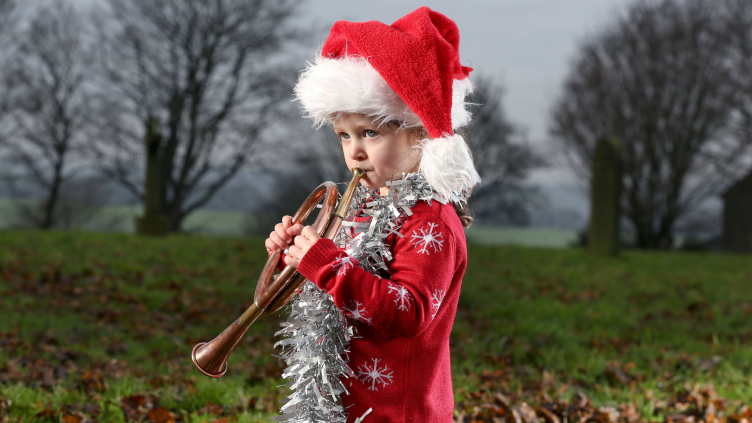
left=265, top=215, right=302, bottom=255
left=284, top=226, right=321, bottom=269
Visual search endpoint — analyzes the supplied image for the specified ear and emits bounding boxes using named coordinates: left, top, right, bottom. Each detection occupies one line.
left=406, top=126, right=428, bottom=144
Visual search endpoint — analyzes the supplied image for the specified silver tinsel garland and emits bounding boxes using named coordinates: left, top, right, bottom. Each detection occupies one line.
left=272, top=281, right=355, bottom=422
left=273, top=173, right=468, bottom=422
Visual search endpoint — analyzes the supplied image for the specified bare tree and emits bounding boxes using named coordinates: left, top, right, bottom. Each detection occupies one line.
left=0, top=0, right=19, bottom=52
left=549, top=0, right=747, bottom=249
left=466, top=76, right=546, bottom=225
left=723, top=0, right=752, bottom=172
left=0, top=0, right=20, bottom=144
left=90, top=0, right=306, bottom=232
left=0, top=1, right=97, bottom=229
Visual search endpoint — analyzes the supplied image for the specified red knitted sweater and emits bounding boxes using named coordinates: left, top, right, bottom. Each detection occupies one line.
left=296, top=199, right=467, bottom=423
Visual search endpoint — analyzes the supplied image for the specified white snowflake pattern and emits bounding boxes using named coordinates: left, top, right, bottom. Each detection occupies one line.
left=342, top=300, right=372, bottom=324
left=387, top=282, right=414, bottom=312
left=431, top=289, right=445, bottom=319
left=357, top=358, right=394, bottom=391
left=330, top=254, right=356, bottom=276
left=410, top=222, right=444, bottom=255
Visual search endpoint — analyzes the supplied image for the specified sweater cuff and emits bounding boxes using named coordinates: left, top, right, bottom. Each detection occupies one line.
left=267, top=251, right=288, bottom=272
left=276, top=252, right=288, bottom=272
left=297, top=238, right=342, bottom=289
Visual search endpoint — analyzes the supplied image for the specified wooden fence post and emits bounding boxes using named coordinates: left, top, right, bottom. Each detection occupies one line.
left=135, top=116, right=168, bottom=236
left=588, top=136, right=622, bottom=256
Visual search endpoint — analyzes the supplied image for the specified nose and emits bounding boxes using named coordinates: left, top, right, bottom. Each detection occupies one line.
left=348, top=138, right=367, bottom=161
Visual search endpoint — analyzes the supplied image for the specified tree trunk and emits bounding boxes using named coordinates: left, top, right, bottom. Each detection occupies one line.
left=41, top=159, right=65, bottom=230
left=635, top=226, right=674, bottom=249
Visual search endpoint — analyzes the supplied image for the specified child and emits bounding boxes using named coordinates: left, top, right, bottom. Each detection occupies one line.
left=265, top=7, right=480, bottom=422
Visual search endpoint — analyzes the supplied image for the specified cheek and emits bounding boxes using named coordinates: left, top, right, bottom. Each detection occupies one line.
left=386, top=148, right=418, bottom=171
left=341, top=145, right=351, bottom=163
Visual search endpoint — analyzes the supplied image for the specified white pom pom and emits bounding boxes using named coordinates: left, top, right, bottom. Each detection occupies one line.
left=415, top=133, right=480, bottom=200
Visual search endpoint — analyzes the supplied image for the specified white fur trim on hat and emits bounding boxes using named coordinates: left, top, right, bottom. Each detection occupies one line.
left=415, top=133, right=480, bottom=200
left=451, top=78, right=474, bottom=131
left=294, top=55, right=474, bottom=130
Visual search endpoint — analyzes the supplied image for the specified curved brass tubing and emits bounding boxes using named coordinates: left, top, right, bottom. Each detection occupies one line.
left=191, top=168, right=365, bottom=377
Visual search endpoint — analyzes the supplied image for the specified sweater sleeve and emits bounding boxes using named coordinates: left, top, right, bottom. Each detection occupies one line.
left=297, top=214, right=456, bottom=338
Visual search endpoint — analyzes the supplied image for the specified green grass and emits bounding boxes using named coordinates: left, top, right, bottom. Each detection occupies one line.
left=0, top=230, right=750, bottom=421
left=454, top=247, right=752, bottom=394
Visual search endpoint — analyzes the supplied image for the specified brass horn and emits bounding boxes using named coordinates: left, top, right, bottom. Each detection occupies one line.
left=191, top=167, right=366, bottom=377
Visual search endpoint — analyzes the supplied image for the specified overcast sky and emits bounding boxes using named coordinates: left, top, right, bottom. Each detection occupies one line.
left=68, top=0, right=635, bottom=185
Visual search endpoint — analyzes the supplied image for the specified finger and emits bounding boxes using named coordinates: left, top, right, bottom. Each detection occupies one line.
left=265, top=238, right=277, bottom=254
left=284, top=255, right=300, bottom=269
left=287, top=223, right=304, bottom=237
left=267, top=233, right=281, bottom=252
left=275, top=223, right=292, bottom=244
left=270, top=231, right=289, bottom=252
left=288, top=245, right=302, bottom=259
left=282, top=215, right=294, bottom=231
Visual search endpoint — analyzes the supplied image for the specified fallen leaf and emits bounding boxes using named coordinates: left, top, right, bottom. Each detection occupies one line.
left=517, top=402, right=539, bottom=423
left=80, top=369, right=106, bottom=394
left=534, top=406, right=560, bottom=423
left=148, top=407, right=175, bottom=423
left=197, top=402, right=225, bottom=416
left=664, top=414, right=695, bottom=423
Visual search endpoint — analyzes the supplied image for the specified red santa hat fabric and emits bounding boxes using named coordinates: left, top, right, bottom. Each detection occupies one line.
left=294, top=7, right=481, bottom=201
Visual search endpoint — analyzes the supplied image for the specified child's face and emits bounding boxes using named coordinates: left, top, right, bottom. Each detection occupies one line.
left=333, top=113, right=422, bottom=192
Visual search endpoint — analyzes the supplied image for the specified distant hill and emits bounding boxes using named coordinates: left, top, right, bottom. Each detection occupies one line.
left=0, top=172, right=590, bottom=230
left=529, top=184, right=589, bottom=231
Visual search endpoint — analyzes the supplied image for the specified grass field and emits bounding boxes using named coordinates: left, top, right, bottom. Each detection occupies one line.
left=0, top=230, right=750, bottom=422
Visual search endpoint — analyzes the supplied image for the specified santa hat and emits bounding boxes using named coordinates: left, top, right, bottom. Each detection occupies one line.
left=293, top=6, right=481, bottom=201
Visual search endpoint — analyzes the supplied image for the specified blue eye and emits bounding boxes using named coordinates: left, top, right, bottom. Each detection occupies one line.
left=365, top=130, right=378, bottom=138
left=340, top=132, right=351, bottom=140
